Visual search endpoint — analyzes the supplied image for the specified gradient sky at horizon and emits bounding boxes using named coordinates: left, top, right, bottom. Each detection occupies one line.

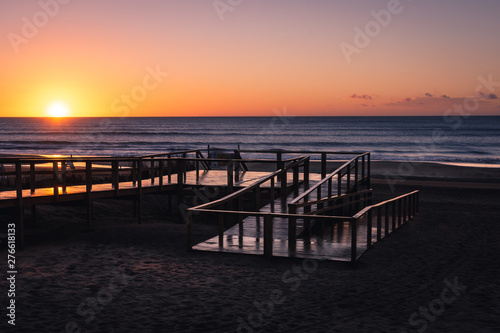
left=1, top=0, right=499, bottom=117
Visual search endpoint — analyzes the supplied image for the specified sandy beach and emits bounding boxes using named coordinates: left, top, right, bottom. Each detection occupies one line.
left=1, top=162, right=500, bottom=332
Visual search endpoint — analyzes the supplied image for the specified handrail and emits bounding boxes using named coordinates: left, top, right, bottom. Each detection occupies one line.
left=237, top=149, right=368, bottom=155
left=138, top=149, right=202, bottom=159
left=189, top=208, right=354, bottom=221
left=353, top=190, right=419, bottom=219
left=290, top=152, right=370, bottom=205
left=191, top=156, right=309, bottom=210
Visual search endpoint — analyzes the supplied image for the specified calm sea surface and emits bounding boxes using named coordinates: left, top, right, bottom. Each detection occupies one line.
left=0, top=116, right=499, bottom=164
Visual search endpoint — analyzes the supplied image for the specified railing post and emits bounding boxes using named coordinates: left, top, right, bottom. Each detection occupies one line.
left=255, top=186, right=261, bottom=211
left=337, top=172, right=342, bottom=196
left=187, top=212, right=193, bottom=251
left=234, top=159, right=240, bottom=182
left=196, top=158, right=200, bottom=182
left=346, top=165, right=351, bottom=193
left=385, top=204, right=390, bottom=236
left=288, top=205, right=297, bottom=251
left=270, top=177, right=275, bottom=213
left=138, top=160, right=143, bottom=224
left=15, top=161, right=24, bottom=249
left=159, top=160, right=163, bottom=190
left=150, top=157, right=155, bottom=185
left=304, top=158, right=310, bottom=190
left=403, top=197, right=407, bottom=223
left=361, top=155, right=365, bottom=183
left=53, top=161, right=59, bottom=200
left=398, top=199, right=402, bottom=227
left=293, top=165, right=299, bottom=196
left=367, top=153, right=371, bottom=188
left=367, top=210, right=373, bottom=247
left=321, top=153, right=327, bottom=178
left=354, top=158, right=359, bottom=192
left=238, top=197, right=244, bottom=234
left=112, top=160, right=119, bottom=195
left=281, top=170, right=287, bottom=207
left=132, top=161, right=137, bottom=187
left=30, top=162, right=35, bottom=195
left=377, top=206, right=382, bottom=241
left=277, top=152, right=283, bottom=171
left=167, top=159, right=172, bottom=183
left=392, top=201, right=396, bottom=231
left=264, top=215, right=273, bottom=258
left=61, top=161, right=67, bottom=194
left=218, top=214, right=224, bottom=247
left=227, top=161, right=234, bottom=192
left=86, top=161, right=93, bottom=231
left=351, top=218, right=357, bottom=263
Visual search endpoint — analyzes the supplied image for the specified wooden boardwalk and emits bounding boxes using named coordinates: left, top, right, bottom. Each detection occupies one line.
left=1, top=149, right=418, bottom=261
left=0, top=170, right=278, bottom=208
left=193, top=181, right=383, bottom=261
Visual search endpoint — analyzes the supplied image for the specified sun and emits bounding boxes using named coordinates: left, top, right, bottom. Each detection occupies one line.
left=46, top=101, right=70, bottom=117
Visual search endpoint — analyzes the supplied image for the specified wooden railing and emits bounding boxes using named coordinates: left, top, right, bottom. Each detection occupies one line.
left=189, top=189, right=418, bottom=262
left=237, top=149, right=368, bottom=178
left=350, top=190, right=419, bottom=262
left=187, top=156, right=311, bottom=252
left=288, top=153, right=370, bottom=213
left=0, top=149, right=207, bottom=196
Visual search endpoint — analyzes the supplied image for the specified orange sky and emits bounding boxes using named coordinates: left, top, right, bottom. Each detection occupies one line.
left=1, top=0, right=499, bottom=117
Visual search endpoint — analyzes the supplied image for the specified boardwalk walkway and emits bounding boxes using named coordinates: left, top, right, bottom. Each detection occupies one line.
left=1, top=149, right=419, bottom=261
left=193, top=179, right=378, bottom=261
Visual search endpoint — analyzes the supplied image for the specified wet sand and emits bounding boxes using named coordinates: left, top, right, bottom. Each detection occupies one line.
left=2, top=163, right=500, bottom=332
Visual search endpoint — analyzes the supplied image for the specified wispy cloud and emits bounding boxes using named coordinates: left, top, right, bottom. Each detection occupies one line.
left=350, top=94, right=373, bottom=100
left=477, top=92, right=498, bottom=99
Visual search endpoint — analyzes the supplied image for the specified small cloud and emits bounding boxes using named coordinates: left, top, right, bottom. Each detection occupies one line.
left=425, top=93, right=433, bottom=97
left=477, top=92, right=498, bottom=99
left=350, top=94, right=373, bottom=100
left=361, top=104, right=368, bottom=107
left=405, top=97, right=412, bottom=102
left=441, top=94, right=450, bottom=99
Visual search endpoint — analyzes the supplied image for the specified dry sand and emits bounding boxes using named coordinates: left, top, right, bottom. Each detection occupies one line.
left=1, top=162, right=500, bottom=332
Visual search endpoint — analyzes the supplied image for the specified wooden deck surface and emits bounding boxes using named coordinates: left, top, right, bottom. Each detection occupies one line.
left=193, top=177, right=381, bottom=262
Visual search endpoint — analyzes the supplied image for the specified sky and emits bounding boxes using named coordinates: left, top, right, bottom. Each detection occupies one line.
left=1, top=0, right=500, bottom=117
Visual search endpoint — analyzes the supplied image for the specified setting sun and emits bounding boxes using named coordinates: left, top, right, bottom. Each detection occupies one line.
left=46, top=101, right=70, bottom=117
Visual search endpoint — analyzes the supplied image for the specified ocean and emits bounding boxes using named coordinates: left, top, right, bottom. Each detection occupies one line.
left=0, top=116, right=499, bottom=165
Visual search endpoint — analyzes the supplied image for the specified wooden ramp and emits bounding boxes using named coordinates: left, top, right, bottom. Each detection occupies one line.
left=193, top=179, right=383, bottom=262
